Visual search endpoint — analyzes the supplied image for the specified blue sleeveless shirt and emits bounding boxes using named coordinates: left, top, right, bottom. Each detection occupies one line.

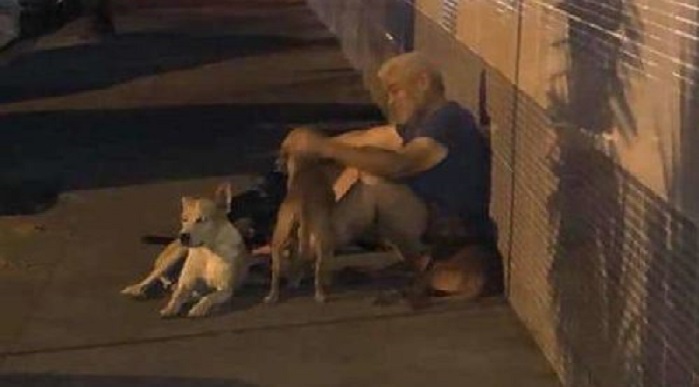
left=397, top=101, right=491, bottom=223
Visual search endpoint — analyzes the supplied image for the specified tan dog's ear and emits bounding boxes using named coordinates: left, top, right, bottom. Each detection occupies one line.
left=214, top=183, right=232, bottom=212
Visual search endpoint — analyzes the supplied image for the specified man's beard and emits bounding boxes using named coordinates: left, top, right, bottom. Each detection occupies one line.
left=390, top=103, right=431, bottom=126
left=388, top=102, right=416, bottom=125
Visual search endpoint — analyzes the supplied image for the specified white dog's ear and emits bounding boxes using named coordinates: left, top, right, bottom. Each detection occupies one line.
left=181, top=196, right=194, bottom=209
left=214, top=183, right=232, bottom=212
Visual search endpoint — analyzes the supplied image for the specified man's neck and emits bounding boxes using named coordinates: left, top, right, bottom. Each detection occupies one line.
left=410, top=95, right=448, bottom=127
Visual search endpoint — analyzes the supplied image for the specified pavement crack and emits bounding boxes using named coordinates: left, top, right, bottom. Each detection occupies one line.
left=0, top=301, right=495, bottom=359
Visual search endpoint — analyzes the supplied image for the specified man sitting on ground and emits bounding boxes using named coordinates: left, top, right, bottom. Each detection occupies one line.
left=280, top=51, right=494, bottom=299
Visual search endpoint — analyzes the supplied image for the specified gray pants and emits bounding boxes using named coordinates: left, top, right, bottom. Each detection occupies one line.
left=333, top=181, right=428, bottom=264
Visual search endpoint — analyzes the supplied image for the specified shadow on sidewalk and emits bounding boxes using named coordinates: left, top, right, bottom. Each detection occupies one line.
left=0, top=33, right=337, bottom=104
left=0, top=103, right=383, bottom=215
left=0, top=373, right=258, bottom=387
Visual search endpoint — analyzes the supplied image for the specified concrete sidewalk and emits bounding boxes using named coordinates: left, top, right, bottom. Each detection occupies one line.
left=0, top=179, right=558, bottom=387
left=0, top=1, right=560, bottom=386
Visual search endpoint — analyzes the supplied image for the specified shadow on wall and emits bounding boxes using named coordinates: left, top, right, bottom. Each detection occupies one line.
left=550, top=0, right=643, bottom=140
left=0, top=373, right=258, bottom=387
left=640, top=189, right=699, bottom=385
left=545, top=0, right=650, bottom=385
left=677, top=0, right=699, bottom=217
left=645, top=6, right=699, bottom=385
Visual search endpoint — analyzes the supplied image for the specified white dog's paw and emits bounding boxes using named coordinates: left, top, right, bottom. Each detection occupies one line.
left=159, top=306, right=180, bottom=318
left=314, top=292, right=327, bottom=304
left=121, top=284, right=147, bottom=298
left=187, top=303, right=212, bottom=318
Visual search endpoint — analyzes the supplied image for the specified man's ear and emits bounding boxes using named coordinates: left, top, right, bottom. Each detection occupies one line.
left=416, top=71, right=431, bottom=93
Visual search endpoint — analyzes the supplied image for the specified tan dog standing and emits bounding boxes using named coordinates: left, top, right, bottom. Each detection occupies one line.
left=121, top=184, right=249, bottom=318
left=264, top=155, right=336, bottom=304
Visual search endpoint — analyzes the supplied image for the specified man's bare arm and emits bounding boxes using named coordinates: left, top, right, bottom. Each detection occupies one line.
left=281, top=126, right=447, bottom=180
left=331, top=125, right=403, bottom=150
left=323, top=137, right=448, bottom=180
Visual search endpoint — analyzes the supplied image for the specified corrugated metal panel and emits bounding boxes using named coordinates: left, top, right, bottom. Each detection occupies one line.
left=441, top=0, right=460, bottom=33
left=523, top=0, right=699, bottom=88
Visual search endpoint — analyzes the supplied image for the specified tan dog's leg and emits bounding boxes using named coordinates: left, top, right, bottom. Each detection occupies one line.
left=264, top=247, right=282, bottom=303
left=313, top=237, right=327, bottom=303
left=286, top=248, right=304, bottom=290
left=160, top=280, right=195, bottom=318
left=187, top=286, right=233, bottom=317
left=121, top=240, right=188, bottom=298
left=160, top=252, right=204, bottom=318
left=265, top=201, right=296, bottom=304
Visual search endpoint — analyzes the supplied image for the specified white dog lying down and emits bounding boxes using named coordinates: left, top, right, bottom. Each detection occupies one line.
left=121, top=184, right=250, bottom=318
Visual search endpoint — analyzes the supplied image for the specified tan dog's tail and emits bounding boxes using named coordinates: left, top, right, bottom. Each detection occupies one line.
left=297, top=216, right=311, bottom=260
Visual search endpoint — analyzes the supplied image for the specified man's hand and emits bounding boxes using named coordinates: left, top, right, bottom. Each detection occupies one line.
left=281, top=126, right=447, bottom=180
left=282, top=127, right=329, bottom=158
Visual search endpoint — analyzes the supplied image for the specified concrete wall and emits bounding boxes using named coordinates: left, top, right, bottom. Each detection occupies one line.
left=413, top=0, right=699, bottom=386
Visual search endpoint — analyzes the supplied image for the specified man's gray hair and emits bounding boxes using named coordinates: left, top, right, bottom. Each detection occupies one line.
left=377, top=52, right=445, bottom=94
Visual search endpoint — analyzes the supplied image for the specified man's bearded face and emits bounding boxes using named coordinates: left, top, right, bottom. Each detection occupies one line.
left=384, top=78, right=425, bottom=125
